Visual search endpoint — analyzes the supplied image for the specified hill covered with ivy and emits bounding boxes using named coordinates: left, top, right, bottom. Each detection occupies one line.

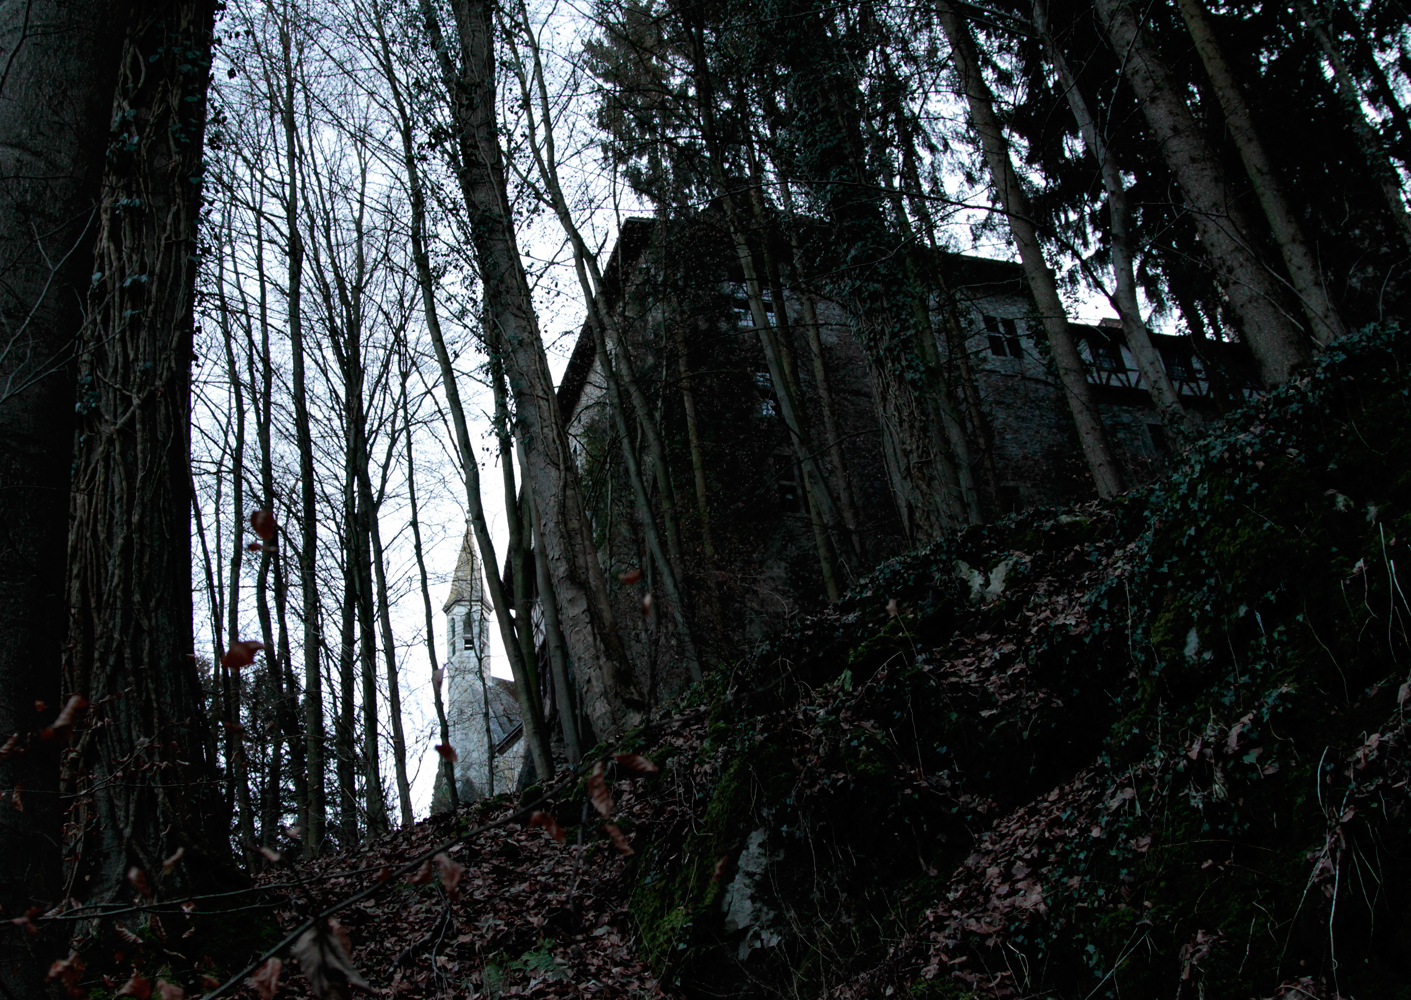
left=615, top=324, right=1411, bottom=999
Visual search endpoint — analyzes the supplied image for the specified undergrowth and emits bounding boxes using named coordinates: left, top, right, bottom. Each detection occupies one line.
left=621, top=324, right=1411, bottom=1000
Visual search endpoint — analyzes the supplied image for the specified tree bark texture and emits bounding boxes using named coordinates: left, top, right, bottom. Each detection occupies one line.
left=938, top=2, right=1124, bottom=496
left=445, top=0, right=644, bottom=740
left=1093, top=0, right=1309, bottom=386
left=1033, top=0, right=1195, bottom=442
left=1178, top=0, right=1346, bottom=346
left=0, top=0, right=126, bottom=991
left=63, top=0, right=234, bottom=905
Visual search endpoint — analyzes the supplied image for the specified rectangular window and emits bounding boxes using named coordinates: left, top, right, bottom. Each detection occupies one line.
left=755, top=371, right=778, bottom=418
left=1163, top=351, right=1193, bottom=381
left=462, top=612, right=474, bottom=650
left=984, top=315, right=1022, bottom=357
left=1148, top=424, right=1169, bottom=455
left=733, top=286, right=774, bottom=327
left=1000, top=318, right=1022, bottom=357
left=774, top=453, right=800, bottom=513
left=1093, top=338, right=1123, bottom=372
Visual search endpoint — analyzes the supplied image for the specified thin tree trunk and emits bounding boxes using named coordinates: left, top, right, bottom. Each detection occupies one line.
left=587, top=315, right=706, bottom=676
left=505, top=9, right=703, bottom=665
left=1035, top=0, right=1197, bottom=440
left=434, top=0, right=645, bottom=739
left=248, top=216, right=305, bottom=846
left=274, top=9, right=326, bottom=856
left=938, top=1, right=1124, bottom=496
left=1092, top=0, right=1309, bottom=385
left=1177, top=0, right=1346, bottom=345
left=404, top=388, right=458, bottom=812
left=64, top=0, right=234, bottom=905
left=336, top=554, right=359, bottom=846
left=218, top=252, right=258, bottom=863
left=368, top=488, right=414, bottom=828
left=666, top=309, right=716, bottom=563
left=490, top=358, right=555, bottom=777
left=773, top=174, right=865, bottom=551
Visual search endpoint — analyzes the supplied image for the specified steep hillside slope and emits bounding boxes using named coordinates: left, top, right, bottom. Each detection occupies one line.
left=193, top=326, right=1407, bottom=1000
left=618, top=325, right=1411, bottom=999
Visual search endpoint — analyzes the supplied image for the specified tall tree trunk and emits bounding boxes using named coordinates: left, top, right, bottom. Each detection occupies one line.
left=64, top=0, right=234, bottom=905
left=666, top=307, right=717, bottom=563
left=1092, top=0, right=1309, bottom=385
left=490, top=358, right=555, bottom=779
left=275, top=10, right=326, bottom=856
left=351, top=456, right=388, bottom=838
left=218, top=253, right=258, bottom=862
left=248, top=218, right=305, bottom=847
left=1034, top=0, right=1196, bottom=441
left=506, top=9, right=704, bottom=658
left=404, top=389, right=458, bottom=812
left=772, top=172, right=864, bottom=551
left=436, top=0, right=645, bottom=739
left=677, top=17, right=850, bottom=591
left=368, top=491, right=414, bottom=828
left=938, top=1, right=1124, bottom=496
left=1178, top=0, right=1346, bottom=345
left=336, top=555, right=359, bottom=846
left=759, top=3, right=968, bottom=540
left=0, top=0, right=124, bottom=985
left=517, top=437, right=582, bottom=764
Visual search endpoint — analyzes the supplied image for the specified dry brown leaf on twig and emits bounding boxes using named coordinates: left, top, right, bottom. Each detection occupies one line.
left=587, top=761, right=613, bottom=818
left=291, top=918, right=370, bottom=999
left=247, top=957, right=281, bottom=1000
left=604, top=823, right=634, bottom=855
left=613, top=753, right=659, bottom=774
left=434, top=852, right=464, bottom=898
left=529, top=810, right=567, bottom=844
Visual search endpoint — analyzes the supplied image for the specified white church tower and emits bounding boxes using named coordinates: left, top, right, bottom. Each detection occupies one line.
left=440, top=527, right=525, bottom=802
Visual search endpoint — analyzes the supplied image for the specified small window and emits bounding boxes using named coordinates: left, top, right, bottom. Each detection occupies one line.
left=774, top=453, right=800, bottom=513
left=1148, top=424, right=1169, bottom=456
left=448, top=617, right=456, bottom=643
left=462, top=612, right=475, bottom=650
left=755, top=372, right=778, bottom=418
left=1163, top=351, right=1194, bottom=381
left=984, top=315, right=1021, bottom=357
left=1093, top=338, right=1124, bottom=373
left=733, top=286, right=773, bottom=328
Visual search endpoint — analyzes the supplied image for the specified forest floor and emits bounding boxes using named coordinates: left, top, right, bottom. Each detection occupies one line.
left=229, top=753, right=703, bottom=1000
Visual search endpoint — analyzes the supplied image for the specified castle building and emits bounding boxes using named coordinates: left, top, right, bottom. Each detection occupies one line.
left=438, top=530, right=524, bottom=803
left=547, top=215, right=1242, bottom=704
